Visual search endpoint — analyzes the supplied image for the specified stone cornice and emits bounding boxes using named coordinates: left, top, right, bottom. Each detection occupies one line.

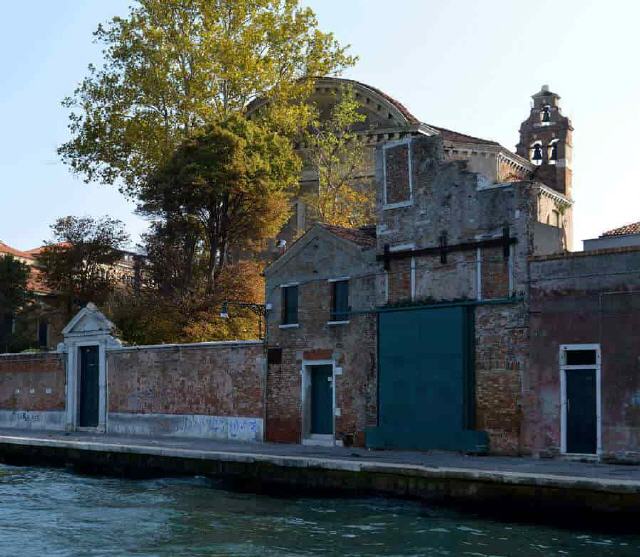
left=538, top=184, right=573, bottom=206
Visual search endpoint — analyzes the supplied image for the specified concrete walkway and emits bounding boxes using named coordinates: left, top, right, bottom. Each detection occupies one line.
left=1, top=429, right=639, bottom=519
left=0, top=428, right=637, bottom=480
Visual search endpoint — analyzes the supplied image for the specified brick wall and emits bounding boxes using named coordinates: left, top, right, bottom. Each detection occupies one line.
left=265, top=226, right=377, bottom=447
left=475, top=305, right=527, bottom=454
left=107, top=342, right=265, bottom=418
left=266, top=311, right=377, bottom=446
left=0, top=352, right=65, bottom=411
left=527, top=249, right=640, bottom=461
left=384, top=143, right=411, bottom=205
left=386, top=258, right=411, bottom=303
left=480, top=247, right=510, bottom=300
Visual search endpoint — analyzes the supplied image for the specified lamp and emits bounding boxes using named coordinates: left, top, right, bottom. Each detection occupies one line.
left=218, top=300, right=268, bottom=339
left=219, top=302, right=229, bottom=319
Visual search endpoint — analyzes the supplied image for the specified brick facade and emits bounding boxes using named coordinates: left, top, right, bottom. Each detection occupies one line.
left=526, top=248, right=640, bottom=462
left=383, top=143, right=411, bottom=205
left=265, top=225, right=377, bottom=446
left=266, top=133, right=568, bottom=454
left=107, top=343, right=264, bottom=417
left=475, top=305, right=527, bottom=454
left=373, top=136, right=556, bottom=454
left=0, top=352, right=65, bottom=411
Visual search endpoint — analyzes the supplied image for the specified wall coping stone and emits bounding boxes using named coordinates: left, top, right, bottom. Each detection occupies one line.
left=530, top=245, right=640, bottom=262
left=0, top=351, right=63, bottom=359
left=111, top=340, right=263, bottom=353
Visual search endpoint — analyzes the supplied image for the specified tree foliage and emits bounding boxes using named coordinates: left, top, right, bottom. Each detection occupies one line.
left=37, top=216, right=130, bottom=319
left=107, top=260, right=264, bottom=345
left=59, top=0, right=356, bottom=196
left=0, top=255, right=31, bottom=352
left=139, top=115, right=300, bottom=291
left=303, top=86, right=375, bottom=227
left=142, top=218, right=202, bottom=299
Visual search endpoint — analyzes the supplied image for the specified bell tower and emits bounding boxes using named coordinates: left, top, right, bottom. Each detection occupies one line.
left=516, top=85, right=573, bottom=198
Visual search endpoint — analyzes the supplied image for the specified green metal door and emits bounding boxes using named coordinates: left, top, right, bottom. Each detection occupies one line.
left=79, top=345, right=99, bottom=428
left=566, top=369, right=597, bottom=454
left=367, top=306, right=488, bottom=452
left=310, top=365, right=333, bottom=434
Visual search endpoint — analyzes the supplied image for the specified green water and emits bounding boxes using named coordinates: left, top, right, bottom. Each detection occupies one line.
left=0, top=465, right=639, bottom=556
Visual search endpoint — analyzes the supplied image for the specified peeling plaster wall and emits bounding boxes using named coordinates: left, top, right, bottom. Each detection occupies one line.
left=527, top=248, right=640, bottom=461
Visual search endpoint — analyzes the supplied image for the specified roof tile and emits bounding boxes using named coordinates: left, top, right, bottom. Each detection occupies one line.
left=320, top=223, right=376, bottom=248
left=602, top=222, right=640, bottom=237
left=0, top=241, right=33, bottom=260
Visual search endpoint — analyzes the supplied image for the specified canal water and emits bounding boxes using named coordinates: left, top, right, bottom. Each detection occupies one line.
left=1, top=465, right=639, bottom=556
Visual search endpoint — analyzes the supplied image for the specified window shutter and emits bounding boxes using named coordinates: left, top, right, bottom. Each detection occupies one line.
left=331, top=280, right=349, bottom=321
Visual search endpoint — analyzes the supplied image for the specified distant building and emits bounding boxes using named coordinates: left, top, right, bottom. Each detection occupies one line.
left=0, top=240, right=142, bottom=351
left=583, top=221, right=640, bottom=251
left=249, top=78, right=572, bottom=253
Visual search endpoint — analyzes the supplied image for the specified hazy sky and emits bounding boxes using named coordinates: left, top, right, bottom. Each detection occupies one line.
left=1, top=0, right=639, bottom=251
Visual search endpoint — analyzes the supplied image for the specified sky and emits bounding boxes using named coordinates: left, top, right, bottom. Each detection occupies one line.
left=1, top=0, right=639, bottom=251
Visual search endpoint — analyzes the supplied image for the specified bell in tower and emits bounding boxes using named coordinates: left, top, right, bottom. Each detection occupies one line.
left=516, top=85, right=573, bottom=198
left=532, top=143, right=543, bottom=161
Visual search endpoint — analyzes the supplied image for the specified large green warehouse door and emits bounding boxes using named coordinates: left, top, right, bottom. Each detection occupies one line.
left=366, top=306, right=488, bottom=452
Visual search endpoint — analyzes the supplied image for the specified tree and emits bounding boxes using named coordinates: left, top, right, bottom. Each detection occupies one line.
left=139, top=115, right=300, bottom=292
left=37, top=216, right=130, bottom=319
left=59, top=0, right=356, bottom=197
left=143, top=218, right=203, bottom=299
left=0, top=255, right=31, bottom=352
left=303, top=86, right=375, bottom=228
left=106, top=260, right=265, bottom=345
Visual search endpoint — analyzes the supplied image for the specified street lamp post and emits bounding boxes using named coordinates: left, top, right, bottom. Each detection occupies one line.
left=219, top=301, right=269, bottom=340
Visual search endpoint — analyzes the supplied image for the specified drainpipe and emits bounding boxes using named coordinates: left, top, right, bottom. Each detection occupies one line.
left=262, top=301, right=270, bottom=443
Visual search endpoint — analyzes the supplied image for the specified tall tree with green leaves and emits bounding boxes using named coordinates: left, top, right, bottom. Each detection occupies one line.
left=303, top=86, right=375, bottom=228
left=59, top=0, right=356, bottom=196
left=142, top=218, right=203, bottom=299
left=139, top=115, right=300, bottom=292
left=0, top=255, right=31, bottom=352
left=37, top=216, right=130, bottom=319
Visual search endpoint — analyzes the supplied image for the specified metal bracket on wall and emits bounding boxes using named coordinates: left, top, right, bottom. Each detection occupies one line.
left=379, top=232, right=517, bottom=265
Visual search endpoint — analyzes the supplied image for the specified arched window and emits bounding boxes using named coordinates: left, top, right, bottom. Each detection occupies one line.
left=530, top=141, right=544, bottom=166
left=548, top=139, right=559, bottom=165
left=540, top=105, right=551, bottom=124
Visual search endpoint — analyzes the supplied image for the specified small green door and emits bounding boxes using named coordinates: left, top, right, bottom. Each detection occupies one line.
left=566, top=369, right=597, bottom=454
left=310, top=365, right=333, bottom=434
left=79, top=345, right=99, bottom=428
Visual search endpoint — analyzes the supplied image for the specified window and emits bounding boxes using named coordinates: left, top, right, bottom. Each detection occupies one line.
left=565, top=349, right=596, bottom=366
left=281, top=285, right=298, bottom=325
left=540, top=104, right=551, bottom=123
left=37, top=319, right=49, bottom=349
left=267, top=347, right=283, bottom=365
left=530, top=141, right=543, bottom=166
left=548, top=139, right=559, bottom=165
left=330, top=280, right=349, bottom=322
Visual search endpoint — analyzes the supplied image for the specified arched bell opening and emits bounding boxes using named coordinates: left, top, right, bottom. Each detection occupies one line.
left=548, top=139, right=559, bottom=165
left=530, top=141, right=544, bottom=166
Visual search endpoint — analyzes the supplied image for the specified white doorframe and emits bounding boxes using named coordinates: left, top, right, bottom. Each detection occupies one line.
left=559, top=343, right=602, bottom=456
left=65, top=336, right=109, bottom=433
left=300, top=359, right=337, bottom=446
